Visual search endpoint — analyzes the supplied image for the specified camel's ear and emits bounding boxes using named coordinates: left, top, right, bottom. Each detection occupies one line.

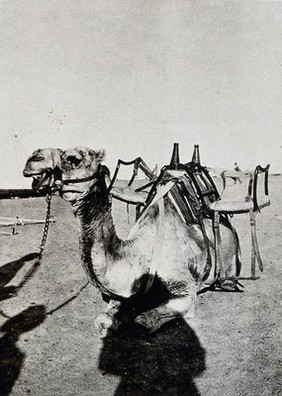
left=89, top=149, right=105, bottom=163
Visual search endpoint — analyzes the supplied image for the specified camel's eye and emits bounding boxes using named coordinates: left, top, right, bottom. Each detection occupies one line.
left=66, top=155, right=82, bottom=167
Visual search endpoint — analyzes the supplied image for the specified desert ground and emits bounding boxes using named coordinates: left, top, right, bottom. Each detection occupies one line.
left=0, top=175, right=281, bottom=396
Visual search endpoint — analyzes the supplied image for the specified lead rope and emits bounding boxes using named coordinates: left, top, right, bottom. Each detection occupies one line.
left=41, top=192, right=89, bottom=316
left=18, top=151, right=62, bottom=292
left=16, top=192, right=53, bottom=290
left=12, top=191, right=89, bottom=318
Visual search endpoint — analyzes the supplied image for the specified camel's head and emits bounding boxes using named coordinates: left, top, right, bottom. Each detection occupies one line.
left=23, top=148, right=62, bottom=191
left=59, top=146, right=106, bottom=202
left=23, top=146, right=106, bottom=200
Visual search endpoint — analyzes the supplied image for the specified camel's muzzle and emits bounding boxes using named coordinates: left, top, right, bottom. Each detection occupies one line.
left=23, top=163, right=102, bottom=195
left=23, top=170, right=53, bottom=192
left=32, top=172, right=52, bottom=191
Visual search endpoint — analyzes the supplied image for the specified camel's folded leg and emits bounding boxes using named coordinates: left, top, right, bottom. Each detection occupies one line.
left=95, top=300, right=121, bottom=337
left=134, top=292, right=196, bottom=333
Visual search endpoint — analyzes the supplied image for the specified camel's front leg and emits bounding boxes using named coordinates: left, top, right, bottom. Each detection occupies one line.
left=134, top=292, right=196, bottom=333
left=95, top=299, right=121, bottom=337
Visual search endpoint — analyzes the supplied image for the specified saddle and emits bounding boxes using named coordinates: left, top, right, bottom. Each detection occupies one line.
left=110, top=144, right=221, bottom=225
left=109, top=144, right=228, bottom=282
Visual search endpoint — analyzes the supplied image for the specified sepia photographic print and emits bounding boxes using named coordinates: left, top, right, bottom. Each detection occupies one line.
left=0, top=1, right=281, bottom=395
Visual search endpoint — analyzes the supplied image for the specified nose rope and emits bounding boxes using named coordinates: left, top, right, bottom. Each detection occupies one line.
left=46, top=281, right=89, bottom=316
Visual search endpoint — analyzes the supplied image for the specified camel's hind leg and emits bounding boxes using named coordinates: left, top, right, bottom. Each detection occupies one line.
left=134, top=290, right=196, bottom=333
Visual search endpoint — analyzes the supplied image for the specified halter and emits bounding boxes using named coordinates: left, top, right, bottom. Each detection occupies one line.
left=52, top=168, right=100, bottom=188
left=45, top=160, right=105, bottom=194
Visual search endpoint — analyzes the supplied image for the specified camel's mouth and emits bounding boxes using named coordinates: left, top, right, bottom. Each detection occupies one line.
left=23, top=170, right=52, bottom=191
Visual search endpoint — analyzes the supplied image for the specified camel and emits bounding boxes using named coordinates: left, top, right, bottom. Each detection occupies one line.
left=23, top=146, right=241, bottom=334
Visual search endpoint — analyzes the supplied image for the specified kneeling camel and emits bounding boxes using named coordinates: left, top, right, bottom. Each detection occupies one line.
left=23, top=146, right=241, bottom=334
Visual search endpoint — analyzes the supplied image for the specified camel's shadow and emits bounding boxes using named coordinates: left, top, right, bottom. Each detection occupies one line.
left=99, top=282, right=206, bottom=396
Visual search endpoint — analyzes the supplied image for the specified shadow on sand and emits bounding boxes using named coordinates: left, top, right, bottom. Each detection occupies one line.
left=99, top=277, right=206, bottom=396
left=0, top=305, right=47, bottom=396
left=0, top=253, right=40, bottom=302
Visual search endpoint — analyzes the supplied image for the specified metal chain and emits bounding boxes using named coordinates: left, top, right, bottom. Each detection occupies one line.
left=39, top=192, right=52, bottom=256
left=14, top=192, right=53, bottom=292
left=2, top=191, right=89, bottom=316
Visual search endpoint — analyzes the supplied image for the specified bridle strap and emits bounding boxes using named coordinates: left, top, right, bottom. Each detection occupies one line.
left=62, top=172, right=98, bottom=185
left=50, top=164, right=103, bottom=189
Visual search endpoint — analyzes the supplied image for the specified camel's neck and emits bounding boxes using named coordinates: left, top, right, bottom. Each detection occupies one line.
left=72, top=180, right=121, bottom=255
left=69, top=176, right=162, bottom=299
left=70, top=178, right=127, bottom=297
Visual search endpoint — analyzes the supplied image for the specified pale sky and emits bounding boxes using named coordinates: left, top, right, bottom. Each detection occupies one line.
left=1, top=0, right=282, bottom=187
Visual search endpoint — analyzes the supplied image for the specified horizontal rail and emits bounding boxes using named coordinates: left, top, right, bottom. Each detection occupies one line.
left=0, top=189, right=46, bottom=199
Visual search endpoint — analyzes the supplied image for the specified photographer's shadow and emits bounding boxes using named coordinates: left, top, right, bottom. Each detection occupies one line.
left=0, top=253, right=40, bottom=302
left=0, top=305, right=46, bottom=396
left=99, top=281, right=206, bottom=395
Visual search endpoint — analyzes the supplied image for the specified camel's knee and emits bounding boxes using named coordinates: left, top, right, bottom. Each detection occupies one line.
left=104, top=299, right=121, bottom=316
left=95, top=313, right=114, bottom=337
left=134, top=294, right=196, bottom=333
left=134, top=312, right=158, bottom=333
left=95, top=300, right=121, bottom=337
left=169, top=294, right=196, bottom=319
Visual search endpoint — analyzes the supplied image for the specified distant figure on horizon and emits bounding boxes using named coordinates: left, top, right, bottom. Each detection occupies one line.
left=234, top=162, right=242, bottom=184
